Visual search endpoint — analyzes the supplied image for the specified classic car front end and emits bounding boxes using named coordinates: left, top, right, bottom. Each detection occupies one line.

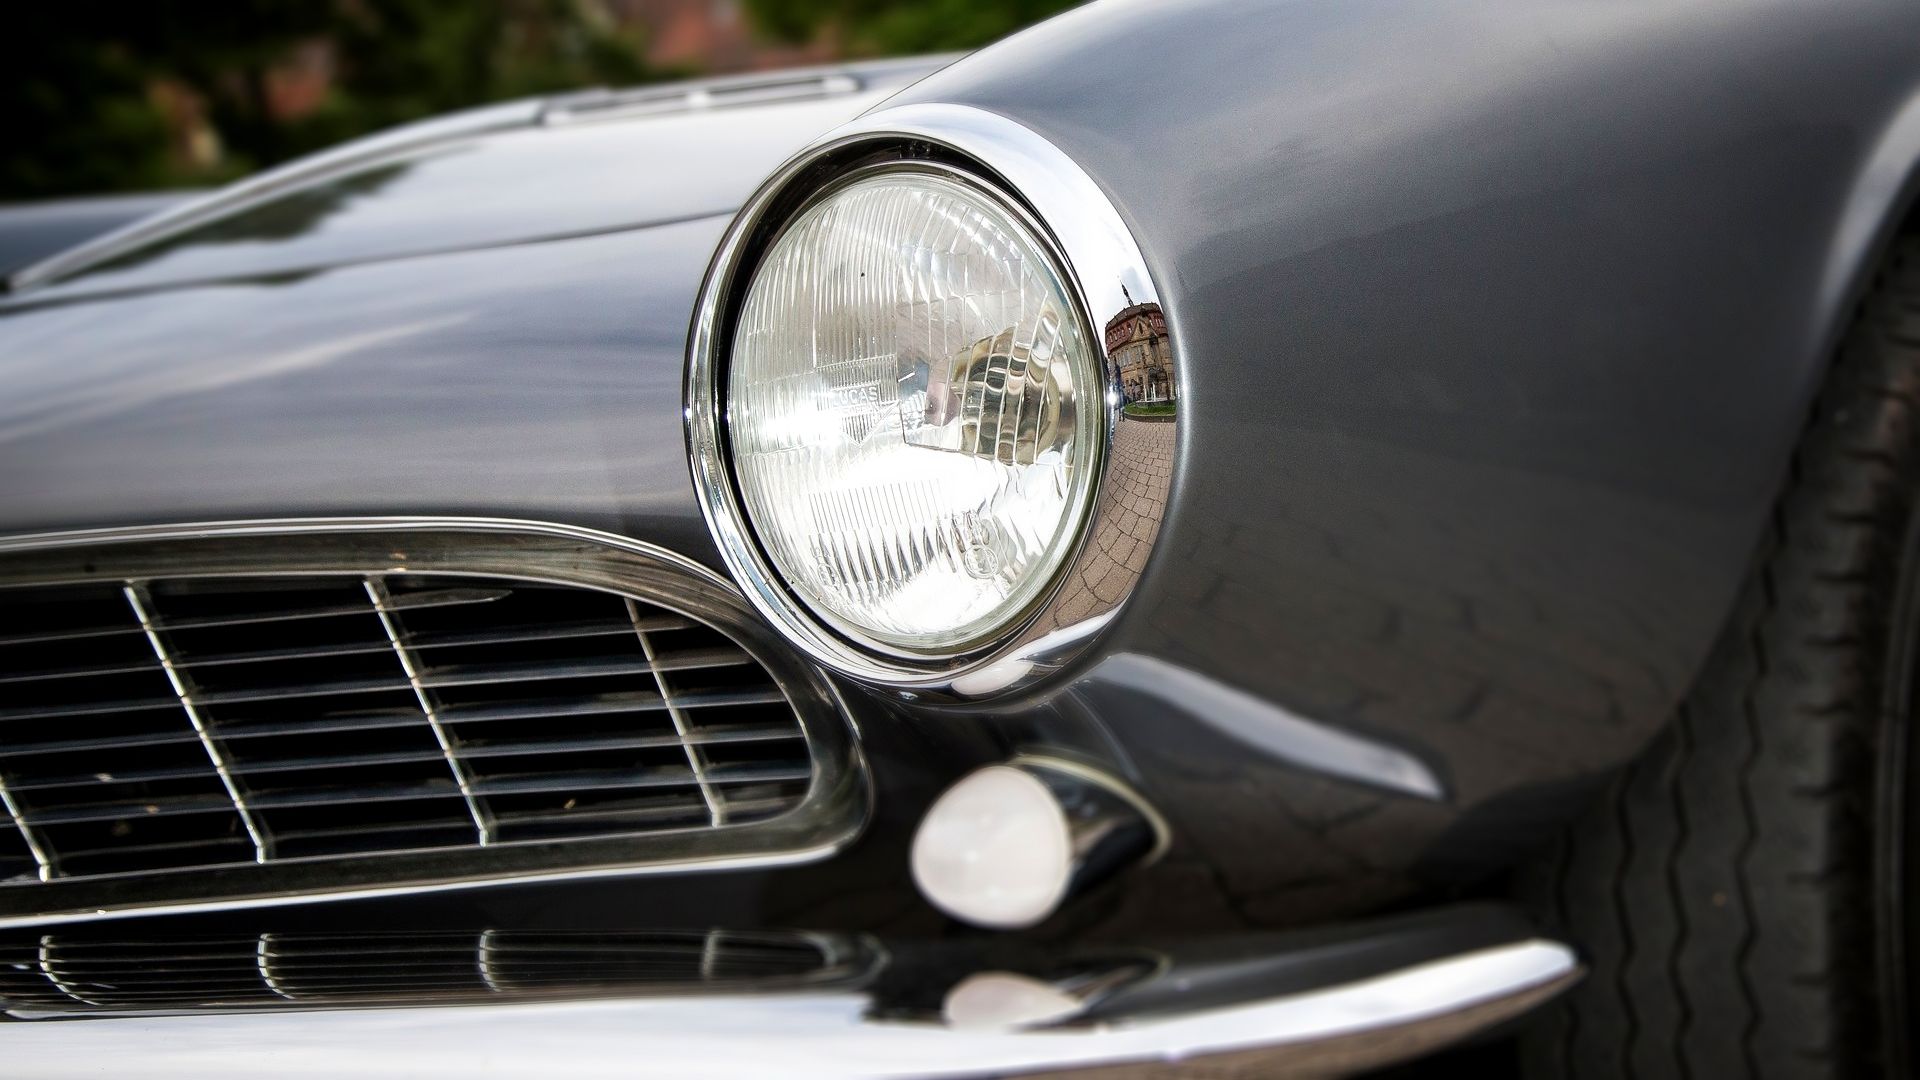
left=5, top=2, right=1920, bottom=1076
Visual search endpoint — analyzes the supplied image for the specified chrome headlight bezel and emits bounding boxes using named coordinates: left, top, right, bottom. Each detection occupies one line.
left=686, top=104, right=1174, bottom=694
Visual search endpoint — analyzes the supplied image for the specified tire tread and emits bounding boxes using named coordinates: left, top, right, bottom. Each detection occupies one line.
left=1520, top=236, right=1920, bottom=1078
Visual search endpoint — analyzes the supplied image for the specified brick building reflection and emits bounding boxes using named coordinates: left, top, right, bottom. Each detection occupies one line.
left=1105, top=298, right=1173, bottom=406
left=1019, top=301, right=1175, bottom=637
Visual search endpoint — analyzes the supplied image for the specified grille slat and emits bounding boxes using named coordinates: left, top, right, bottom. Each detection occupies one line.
left=184, top=675, right=420, bottom=707
left=418, top=649, right=754, bottom=687
left=0, top=728, right=807, bottom=791
left=0, top=687, right=797, bottom=743
left=486, top=795, right=721, bottom=830
left=40, top=833, right=288, bottom=865
left=0, top=712, right=425, bottom=756
left=0, top=659, right=174, bottom=685
left=0, top=697, right=184, bottom=724
left=0, top=588, right=511, bottom=651
left=7, top=794, right=246, bottom=826
left=158, top=586, right=510, bottom=628
left=468, top=762, right=811, bottom=797
left=0, top=619, right=698, bottom=685
left=107, top=650, right=759, bottom=709
left=0, top=570, right=818, bottom=887
left=436, top=685, right=788, bottom=724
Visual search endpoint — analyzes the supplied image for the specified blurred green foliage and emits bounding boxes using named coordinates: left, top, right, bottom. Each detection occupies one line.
left=3, top=0, right=1080, bottom=201
left=3, top=0, right=654, bottom=200
left=745, top=0, right=1077, bottom=55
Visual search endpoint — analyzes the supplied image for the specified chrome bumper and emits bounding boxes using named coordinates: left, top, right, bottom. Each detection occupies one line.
left=0, top=904, right=1578, bottom=1078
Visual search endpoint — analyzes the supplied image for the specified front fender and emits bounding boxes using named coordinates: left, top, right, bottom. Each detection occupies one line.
left=845, top=0, right=1920, bottom=902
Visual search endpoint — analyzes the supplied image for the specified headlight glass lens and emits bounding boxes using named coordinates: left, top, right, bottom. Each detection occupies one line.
left=728, top=170, right=1100, bottom=652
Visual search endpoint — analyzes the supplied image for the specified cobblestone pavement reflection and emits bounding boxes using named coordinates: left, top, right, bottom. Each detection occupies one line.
left=1040, top=416, right=1174, bottom=632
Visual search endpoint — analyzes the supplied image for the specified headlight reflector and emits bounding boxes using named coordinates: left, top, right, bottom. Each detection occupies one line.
left=726, top=169, right=1101, bottom=653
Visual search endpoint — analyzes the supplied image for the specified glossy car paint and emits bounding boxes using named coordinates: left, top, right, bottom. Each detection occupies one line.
left=880, top=0, right=1920, bottom=912
left=0, top=192, right=195, bottom=276
left=2, top=0, right=1920, bottom=966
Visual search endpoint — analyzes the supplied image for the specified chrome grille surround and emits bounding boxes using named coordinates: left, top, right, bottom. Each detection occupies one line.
left=0, top=519, right=866, bottom=926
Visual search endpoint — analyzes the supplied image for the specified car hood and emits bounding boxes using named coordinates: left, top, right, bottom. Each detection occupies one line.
left=6, top=58, right=949, bottom=302
left=0, top=59, right=951, bottom=545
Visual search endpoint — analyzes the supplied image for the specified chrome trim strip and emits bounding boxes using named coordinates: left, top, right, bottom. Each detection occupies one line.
left=0, top=773, right=55, bottom=882
left=36, top=935, right=103, bottom=1007
left=122, top=581, right=275, bottom=863
left=0, top=517, right=869, bottom=928
left=1087, top=653, right=1447, bottom=800
left=0, top=939, right=1578, bottom=1078
left=686, top=104, right=1176, bottom=696
left=477, top=929, right=504, bottom=994
left=362, top=576, right=494, bottom=845
left=1007, top=753, right=1172, bottom=864
left=0, top=516, right=734, bottom=586
left=257, top=933, right=297, bottom=1002
left=628, top=599, right=726, bottom=827
left=0, top=843, right=846, bottom=931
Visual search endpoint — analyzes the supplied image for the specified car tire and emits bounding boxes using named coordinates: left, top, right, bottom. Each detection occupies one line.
left=1517, top=232, right=1920, bottom=1078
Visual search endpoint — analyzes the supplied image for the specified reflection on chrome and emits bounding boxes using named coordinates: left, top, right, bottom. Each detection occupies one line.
left=0, top=910, right=1578, bottom=1080
left=948, top=609, right=1119, bottom=696
left=944, top=972, right=1092, bottom=1030
left=0, top=929, right=872, bottom=1017
left=941, top=959, right=1156, bottom=1032
left=1087, top=653, right=1446, bottom=800
left=1108, top=296, right=1175, bottom=416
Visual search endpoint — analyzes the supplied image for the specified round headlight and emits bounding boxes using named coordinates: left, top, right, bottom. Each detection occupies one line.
left=725, top=168, right=1102, bottom=654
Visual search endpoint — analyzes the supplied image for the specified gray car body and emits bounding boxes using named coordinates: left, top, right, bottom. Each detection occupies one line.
left=3, top=0, right=1920, bottom=932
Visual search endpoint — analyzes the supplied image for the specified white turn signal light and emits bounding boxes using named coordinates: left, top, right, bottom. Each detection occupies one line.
left=910, top=758, right=1164, bottom=930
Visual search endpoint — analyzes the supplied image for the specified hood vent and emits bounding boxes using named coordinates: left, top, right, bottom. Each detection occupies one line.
left=539, top=71, right=862, bottom=126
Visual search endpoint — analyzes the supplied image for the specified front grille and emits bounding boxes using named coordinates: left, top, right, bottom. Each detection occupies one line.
left=0, top=928, right=868, bottom=1016
left=0, top=523, right=863, bottom=921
